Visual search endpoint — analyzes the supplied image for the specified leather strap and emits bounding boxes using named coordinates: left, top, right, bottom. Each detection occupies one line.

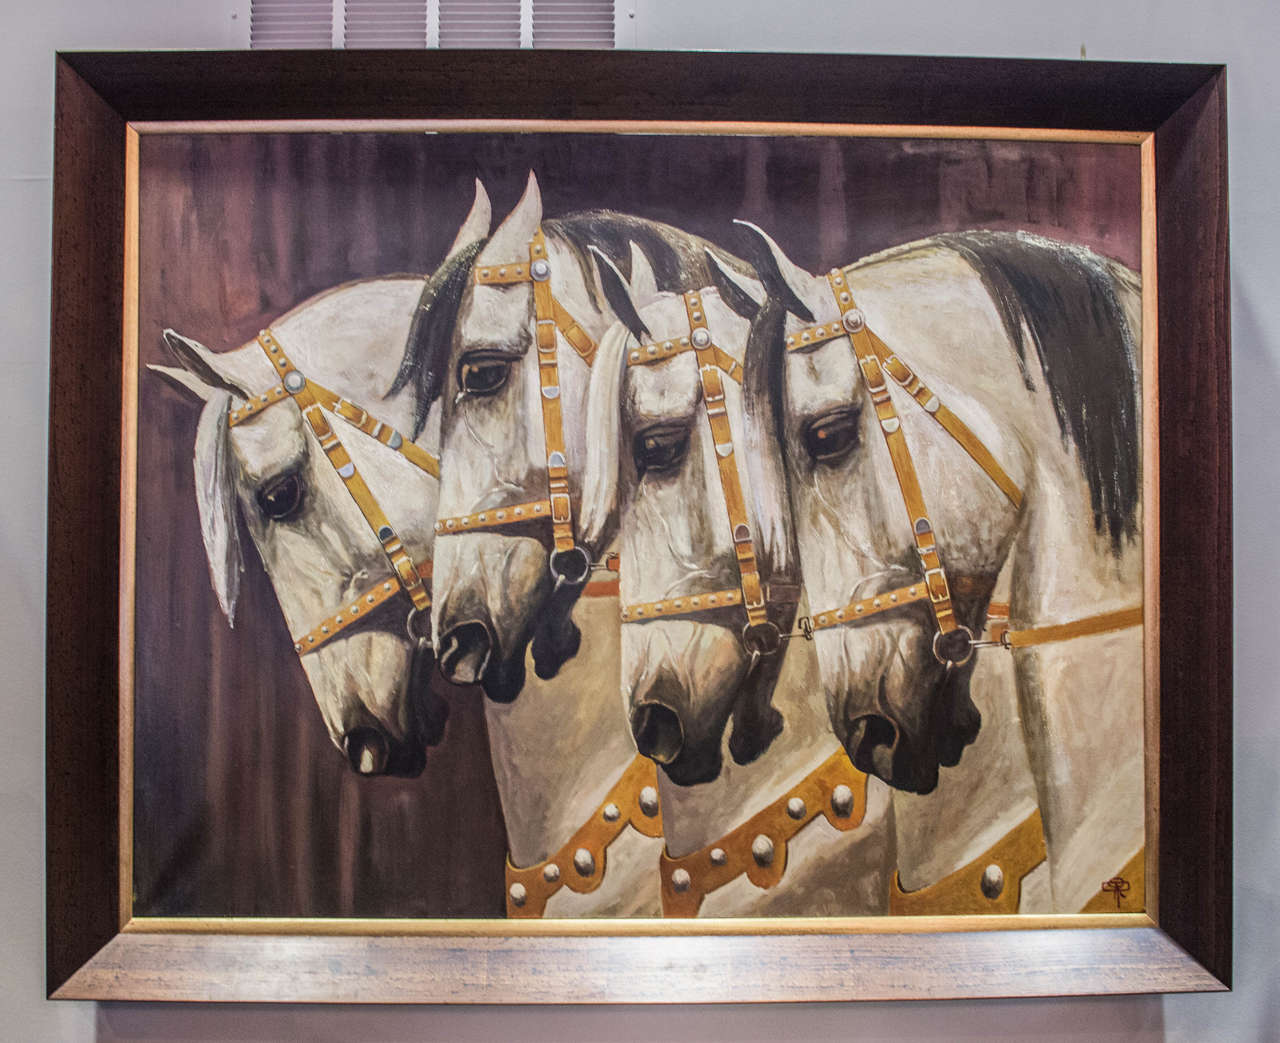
left=627, top=333, right=743, bottom=383
left=660, top=748, right=869, bottom=917
left=621, top=586, right=744, bottom=622
left=434, top=498, right=554, bottom=535
left=505, top=754, right=664, bottom=918
left=784, top=313, right=1021, bottom=508
left=889, top=809, right=1047, bottom=915
left=292, top=561, right=433, bottom=655
left=687, top=291, right=768, bottom=627
left=805, top=581, right=932, bottom=632
left=1004, top=606, right=1143, bottom=648
left=230, top=381, right=440, bottom=479
left=257, top=329, right=431, bottom=615
left=827, top=272, right=959, bottom=635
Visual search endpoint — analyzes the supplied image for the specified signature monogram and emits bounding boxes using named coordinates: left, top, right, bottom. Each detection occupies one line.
left=1101, top=876, right=1131, bottom=909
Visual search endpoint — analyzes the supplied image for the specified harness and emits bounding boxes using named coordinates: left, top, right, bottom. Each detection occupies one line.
left=432, top=228, right=598, bottom=588
left=788, top=269, right=1142, bottom=663
left=228, top=328, right=438, bottom=657
left=619, top=290, right=798, bottom=658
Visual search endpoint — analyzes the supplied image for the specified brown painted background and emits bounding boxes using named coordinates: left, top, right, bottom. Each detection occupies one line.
left=133, top=131, right=1139, bottom=918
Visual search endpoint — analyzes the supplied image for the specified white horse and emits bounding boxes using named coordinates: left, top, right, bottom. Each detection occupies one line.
left=580, top=248, right=893, bottom=916
left=156, top=183, right=663, bottom=916
left=737, top=223, right=1145, bottom=913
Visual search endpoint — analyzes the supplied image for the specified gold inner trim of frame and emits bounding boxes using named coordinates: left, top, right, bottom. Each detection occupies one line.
left=118, top=122, right=1157, bottom=934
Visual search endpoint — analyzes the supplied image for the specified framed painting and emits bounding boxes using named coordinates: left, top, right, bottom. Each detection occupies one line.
left=47, top=49, right=1230, bottom=1002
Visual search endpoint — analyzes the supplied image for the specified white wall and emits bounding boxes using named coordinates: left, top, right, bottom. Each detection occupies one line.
left=3, top=1, right=1273, bottom=1039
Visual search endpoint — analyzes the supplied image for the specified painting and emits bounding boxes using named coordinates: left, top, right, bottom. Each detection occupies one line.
left=132, top=125, right=1148, bottom=924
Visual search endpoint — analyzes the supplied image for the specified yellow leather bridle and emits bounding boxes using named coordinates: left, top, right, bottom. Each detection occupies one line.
left=228, top=328, right=438, bottom=658
left=787, top=268, right=1141, bottom=661
left=432, top=228, right=599, bottom=588
left=619, top=290, right=798, bottom=657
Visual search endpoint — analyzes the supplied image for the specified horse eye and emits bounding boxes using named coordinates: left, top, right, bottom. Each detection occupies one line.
left=633, top=424, right=691, bottom=479
left=458, top=354, right=511, bottom=396
left=803, top=407, right=861, bottom=465
left=256, top=471, right=304, bottom=521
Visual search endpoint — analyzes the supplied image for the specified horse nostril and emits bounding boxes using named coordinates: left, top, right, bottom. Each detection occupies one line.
left=344, top=726, right=390, bottom=775
left=438, top=620, right=492, bottom=685
left=846, top=713, right=899, bottom=781
left=631, top=702, right=685, bottom=765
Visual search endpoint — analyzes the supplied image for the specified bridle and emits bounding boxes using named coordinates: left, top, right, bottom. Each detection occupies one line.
left=431, top=228, right=599, bottom=590
left=228, top=327, right=438, bottom=658
left=785, top=268, right=1141, bottom=664
left=619, top=290, right=799, bottom=663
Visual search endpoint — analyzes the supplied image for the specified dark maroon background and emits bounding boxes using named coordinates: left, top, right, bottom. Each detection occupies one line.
left=133, top=131, right=1139, bottom=917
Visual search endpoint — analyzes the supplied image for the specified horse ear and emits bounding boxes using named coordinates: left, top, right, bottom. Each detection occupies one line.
left=446, top=178, right=491, bottom=257
left=732, top=220, right=816, bottom=324
left=149, top=363, right=221, bottom=403
left=161, top=329, right=255, bottom=399
left=479, top=171, right=542, bottom=263
left=627, top=241, right=659, bottom=305
left=589, top=245, right=649, bottom=342
left=193, top=392, right=244, bottom=625
left=705, top=248, right=765, bottom=320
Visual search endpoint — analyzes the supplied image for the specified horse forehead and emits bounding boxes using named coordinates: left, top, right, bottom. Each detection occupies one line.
left=228, top=404, right=308, bottom=485
left=458, top=283, right=532, bottom=352
left=626, top=352, right=700, bottom=424
left=784, top=338, right=859, bottom=415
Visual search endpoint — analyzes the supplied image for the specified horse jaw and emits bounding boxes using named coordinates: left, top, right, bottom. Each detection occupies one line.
left=478, top=170, right=542, bottom=264
left=447, top=178, right=492, bottom=257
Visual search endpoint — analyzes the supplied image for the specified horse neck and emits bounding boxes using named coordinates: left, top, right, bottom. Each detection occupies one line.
left=482, top=595, right=639, bottom=868
left=1008, top=451, right=1146, bottom=910
left=657, top=637, right=838, bottom=857
left=892, top=636, right=1040, bottom=893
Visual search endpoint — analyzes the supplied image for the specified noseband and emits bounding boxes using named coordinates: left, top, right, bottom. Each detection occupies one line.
left=432, top=228, right=599, bottom=588
left=619, top=291, right=798, bottom=659
left=228, top=328, right=438, bottom=657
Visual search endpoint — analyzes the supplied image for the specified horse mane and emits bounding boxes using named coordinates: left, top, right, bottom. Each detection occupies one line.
left=390, top=238, right=487, bottom=439
left=741, top=295, right=797, bottom=582
left=935, top=231, right=1141, bottom=550
left=580, top=319, right=634, bottom=554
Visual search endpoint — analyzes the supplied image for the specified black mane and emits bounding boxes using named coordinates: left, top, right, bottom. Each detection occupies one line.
left=935, top=231, right=1141, bottom=550
left=392, top=212, right=745, bottom=438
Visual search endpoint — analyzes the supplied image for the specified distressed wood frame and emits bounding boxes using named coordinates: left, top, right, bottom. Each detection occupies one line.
left=47, top=49, right=1230, bottom=1002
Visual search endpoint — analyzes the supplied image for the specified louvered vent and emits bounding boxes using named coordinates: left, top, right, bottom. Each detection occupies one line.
left=533, top=0, right=613, bottom=48
left=250, top=0, right=334, bottom=48
left=345, top=0, right=429, bottom=48
left=438, top=0, right=522, bottom=48
left=249, top=0, right=617, bottom=50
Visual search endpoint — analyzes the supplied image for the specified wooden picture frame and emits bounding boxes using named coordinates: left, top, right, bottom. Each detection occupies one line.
left=47, top=49, right=1230, bottom=1002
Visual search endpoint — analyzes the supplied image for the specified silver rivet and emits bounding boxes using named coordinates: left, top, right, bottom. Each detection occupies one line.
left=890, top=593, right=898, bottom=602
left=710, top=848, right=727, bottom=866
left=924, top=395, right=941, bottom=414
left=631, top=352, right=640, bottom=362
left=873, top=598, right=881, bottom=608
left=573, top=848, right=596, bottom=877
left=671, top=868, right=691, bottom=893
left=530, top=258, right=551, bottom=281
left=293, top=643, right=302, bottom=653
left=497, top=511, right=506, bottom=520
left=509, top=882, right=527, bottom=907
left=602, top=802, right=620, bottom=822
left=383, top=582, right=392, bottom=591
left=855, top=604, right=864, bottom=614
left=817, top=615, right=827, bottom=625
left=691, top=328, right=711, bottom=348
left=842, top=308, right=866, bottom=334
left=515, top=507, right=524, bottom=516
left=283, top=371, right=305, bottom=393
left=647, top=344, right=658, bottom=355
left=446, top=520, right=455, bottom=529
left=498, top=267, right=506, bottom=276
left=367, top=595, right=376, bottom=604
left=639, top=786, right=660, bottom=817
left=831, top=784, right=854, bottom=818
left=981, top=864, right=1005, bottom=900
left=840, top=291, right=851, bottom=303
left=320, top=625, right=329, bottom=634
left=787, top=797, right=806, bottom=819
left=751, top=835, right=774, bottom=867
left=543, top=863, right=560, bottom=883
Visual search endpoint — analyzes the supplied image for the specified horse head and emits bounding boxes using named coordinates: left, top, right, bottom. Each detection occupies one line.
left=737, top=220, right=1016, bottom=794
left=402, top=172, right=727, bottom=704
left=581, top=245, right=797, bottom=786
left=150, top=176, right=493, bottom=776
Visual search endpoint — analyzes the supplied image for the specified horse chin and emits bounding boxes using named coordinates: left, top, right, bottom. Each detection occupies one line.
left=528, top=577, right=585, bottom=680
left=842, top=662, right=982, bottom=794
left=659, top=742, right=725, bottom=788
